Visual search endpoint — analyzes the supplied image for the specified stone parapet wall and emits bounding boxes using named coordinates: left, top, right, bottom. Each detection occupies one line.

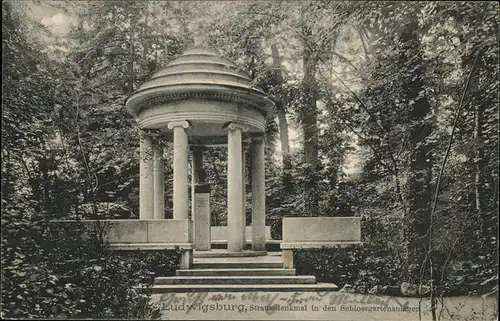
left=52, top=219, right=193, bottom=244
left=281, top=217, right=361, bottom=248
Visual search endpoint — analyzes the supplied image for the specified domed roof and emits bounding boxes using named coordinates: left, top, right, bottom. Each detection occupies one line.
left=125, top=47, right=274, bottom=118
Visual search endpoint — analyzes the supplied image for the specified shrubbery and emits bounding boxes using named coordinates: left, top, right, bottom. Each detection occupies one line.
left=294, top=243, right=402, bottom=293
left=1, top=200, right=179, bottom=319
left=294, top=214, right=497, bottom=296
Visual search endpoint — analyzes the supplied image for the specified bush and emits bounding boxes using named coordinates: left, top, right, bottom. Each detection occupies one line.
left=294, top=214, right=405, bottom=293
left=294, top=244, right=405, bottom=294
left=78, top=202, right=135, bottom=219
left=294, top=214, right=496, bottom=296
left=1, top=209, right=179, bottom=319
left=295, top=247, right=364, bottom=285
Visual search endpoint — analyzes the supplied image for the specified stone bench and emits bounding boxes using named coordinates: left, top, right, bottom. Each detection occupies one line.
left=51, top=219, right=194, bottom=268
left=280, top=217, right=361, bottom=268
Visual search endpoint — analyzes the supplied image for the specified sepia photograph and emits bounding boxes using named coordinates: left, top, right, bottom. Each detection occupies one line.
left=1, top=1, right=498, bottom=320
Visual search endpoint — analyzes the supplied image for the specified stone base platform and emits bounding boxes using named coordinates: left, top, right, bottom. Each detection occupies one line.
left=150, top=251, right=338, bottom=293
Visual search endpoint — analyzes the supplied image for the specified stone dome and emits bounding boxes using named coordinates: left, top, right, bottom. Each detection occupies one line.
left=125, top=48, right=274, bottom=143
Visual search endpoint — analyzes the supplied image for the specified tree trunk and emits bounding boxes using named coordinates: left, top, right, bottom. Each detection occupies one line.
left=302, top=43, right=319, bottom=216
left=127, top=14, right=136, bottom=95
left=474, top=102, right=487, bottom=238
left=127, top=47, right=134, bottom=95
left=277, top=109, right=290, bottom=159
left=1, top=150, right=12, bottom=201
left=399, top=21, right=434, bottom=284
left=41, top=158, right=51, bottom=214
left=142, top=5, right=149, bottom=62
left=455, top=12, right=493, bottom=252
left=270, top=44, right=291, bottom=167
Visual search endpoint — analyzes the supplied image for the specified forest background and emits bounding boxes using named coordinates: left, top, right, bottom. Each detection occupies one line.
left=2, top=1, right=498, bottom=319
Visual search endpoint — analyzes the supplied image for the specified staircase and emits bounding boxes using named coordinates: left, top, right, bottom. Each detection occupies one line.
left=151, top=251, right=338, bottom=293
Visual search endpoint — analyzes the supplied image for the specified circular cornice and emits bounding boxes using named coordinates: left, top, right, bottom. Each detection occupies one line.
left=138, top=112, right=266, bottom=132
left=126, top=83, right=274, bottom=119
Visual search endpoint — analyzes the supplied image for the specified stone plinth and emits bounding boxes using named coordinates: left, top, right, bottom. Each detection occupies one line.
left=282, top=217, right=361, bottom=244
left=194, top=188, right=211, bottom=251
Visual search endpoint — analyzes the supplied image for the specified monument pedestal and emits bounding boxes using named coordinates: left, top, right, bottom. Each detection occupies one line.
left=194, top=184, right=211, bottom=251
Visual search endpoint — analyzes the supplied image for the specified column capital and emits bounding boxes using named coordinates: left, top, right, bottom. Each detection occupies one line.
left=167, top=120, right=190, bottom=130
left=222, top=122, right=249, bottom=132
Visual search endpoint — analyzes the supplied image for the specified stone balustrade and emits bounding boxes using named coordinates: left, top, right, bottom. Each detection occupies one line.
left=51, top=219, right=194, bottom=268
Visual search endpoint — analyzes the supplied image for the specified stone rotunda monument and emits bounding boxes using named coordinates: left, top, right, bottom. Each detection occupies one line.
left=125, top=47, right=274, bottom=254
left=59, top=47, right=361, bottom=292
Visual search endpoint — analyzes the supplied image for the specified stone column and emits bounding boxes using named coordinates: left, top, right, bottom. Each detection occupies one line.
left=139, top=130, right=154, bottom=219
left=225, top=123, right=246, bottom=252
left=251, top=134, right=266, bottom=251
left=153, top=146, right=165, bottom=219
left=241, top=143, right=247, bottom=248
left=168, top=121, right=190, bottom=220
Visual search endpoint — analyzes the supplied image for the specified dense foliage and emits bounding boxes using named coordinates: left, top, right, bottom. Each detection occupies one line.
left=1, top=1, right=498, bottom=320
left=2, top=197, right=179, bottom=319
left=1, top=2, right=179, bottom=319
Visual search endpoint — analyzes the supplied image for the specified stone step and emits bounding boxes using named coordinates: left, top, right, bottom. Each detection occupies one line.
left=176, top=268, right=296, bottom=276
left=211, top=241, right=282, bottom=252
left=193, top=250, right=267, bottom=258
left=154, top=275, right=316, bottom=285
left=150, top=283, right=339, bottom=293
left=192, top=262, right=283, bottom=269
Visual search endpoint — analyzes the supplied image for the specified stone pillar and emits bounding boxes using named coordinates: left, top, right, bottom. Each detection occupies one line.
left=168, top=121, right=190, bottom=220
left=153, top=146, right=165, bottom=219
left=225, top=123, right=246, bottom=252
left=139, top=131, right=154, bottom=219
left=241, top=143, right=247, bottom=248
left=192, top=147, right=211, bottom=251
left=283, top=249, right=294, bottom=269
left=180, top=250, right=193, bottom=269
left=251, top=134, right=266, bottom=251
